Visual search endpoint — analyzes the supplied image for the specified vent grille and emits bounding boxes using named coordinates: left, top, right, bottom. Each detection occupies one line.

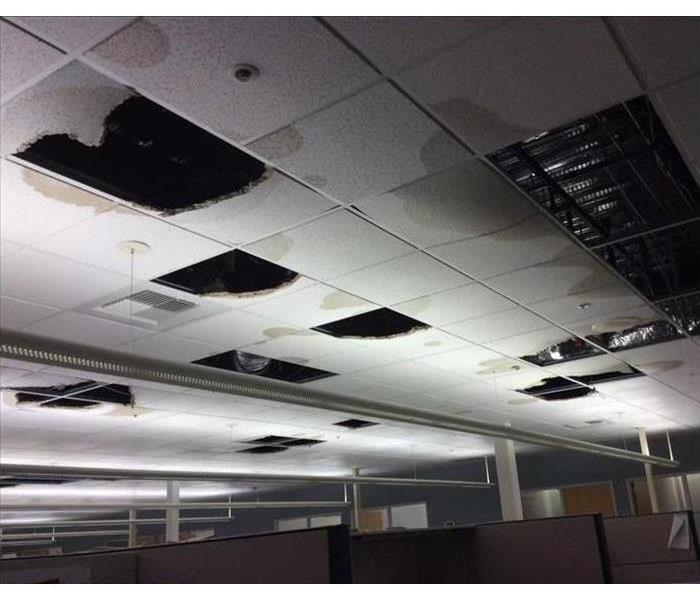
left=94, top=289, right=197, bottom=327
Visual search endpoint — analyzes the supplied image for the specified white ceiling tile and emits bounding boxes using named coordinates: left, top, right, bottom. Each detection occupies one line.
left=0, top=247, right=131, bottom=309
left=1, top=238, right=24, bottom=258
left=485, top=326, right=574, bottom=357
left=392, top=283, right=515, bottom=326
left=485, top=251, right=620, bottom=305
left=10, top=16, right=136, bottom=52
left=614, top=17, right=700, bottom=89
left=243, top=282, right=376, bottom=328
left=22, top=311, right=151, bottom=348
left=615, top=339, right=700, bottom=376
left=166, top=310, right=291, bottom=348
left=353, top=361, right=468, bottom=392
left=546, top=354, right=635, bottom=378
left=443, top=307, right=550, bottom=343
left=304, top=344, right=399, bottom=374
left=355, top=159, right=534, bottom=248
left=326, top=16, right=511, bottom=74
left=114, top=333, right=224, bottom=363
left=655, top=75, right=700, bottom=181
left=0, top=160, right=115, bottom=245
left=397, top=17, right=641, bottom=153
left=35, top=207, right=228, bottom=280
left=87, top=16, right=378, bottom=142
left=167, top=172, right=337, bottom=246
left=242, top=330, right=353, bottom=362
left=345, top=327, right=470, bottom=360
left=561, top=304, right=660, bottom=339
left=430, top=214, right=580, bottom=280
left=416, top=345, right=521, bottom=378
left=0, top=296, right=59, bottom=330
left=0, top=20, right=64, bottom=101
left=248, top=82, right=471, bottom=201
left=329, top=252, right=468, bottom=306
left=244, top=210, right=412, bottom=280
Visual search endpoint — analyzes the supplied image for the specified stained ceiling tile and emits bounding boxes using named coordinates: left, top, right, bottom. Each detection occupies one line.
left=34, top=207, right=229, bottom=280
left=354, top=159, right=534, bottom=248
left=0, top=247, right=131, bottom=309
left=242, top=282, right=376, bottom=328
left=303, top=344, right=399, bottom=374
left=484, top=326, right=575, bottom=358
left=87, top=16, right=378, bottom=142
left=329, top=252, right=468, bottom=306
left=167, top=171, right=337, bottom=246
left=344, top=327, right=470, bottom=360
left=242, top=330, right=356, bottom=362
left=397, top=17, right=641, bottom=153
left=326, top=16, right=510, bottom=73
left=614, top=17, right=700, bottom=89
left=22, top=311, right=151, bottom=348
left=546, top=354, right=635, bottom=378
left=0, top=297, right=59, bottom=330
left=415, top=345, right=520, bottom=379
left=248, top=82, right=471, bottom=201
left=10, top=16, right=136, bottom=52
left=484, top=251, right=620, bottom=305
left=0, top=20, right=64, bottom=101
left=429, top=214, right=580, bottom=280
left=392, top=283, right=515, bottom=327
left=244, top=210, right=412, bottom=280
left=443, top=307, right=550, bottom=343
left=165, top=310, right=291, bottom=349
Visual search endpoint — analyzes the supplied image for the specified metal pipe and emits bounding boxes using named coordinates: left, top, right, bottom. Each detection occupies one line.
left=0, top=330, right=679, bottom=468
left=1, top=530, right=129, bottom=541
left=0, top=463, right=494, bottom=488
left=1, top=516, right=233, bottom=529
left=0, top=501, right=352, bottom=512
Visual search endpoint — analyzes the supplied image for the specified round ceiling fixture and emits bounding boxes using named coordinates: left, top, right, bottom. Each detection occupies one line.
left=578, top=302, right=591, bottom=310
left=117, top=240, right=151, bottom=255
left=592, top=316, right=644, bottom=334
left=231, top=64, right=260, bottom=83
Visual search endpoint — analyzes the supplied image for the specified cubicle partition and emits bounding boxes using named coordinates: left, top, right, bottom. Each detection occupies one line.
left=603, top=511, right=700, bottom=583
left=0, top=525, right=352, bottom=584
left=351, top=514, right=610, bottom=583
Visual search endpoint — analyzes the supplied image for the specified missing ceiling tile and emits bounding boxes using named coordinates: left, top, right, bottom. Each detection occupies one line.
left=8, top=381, right=133, bottom=408
left=193, top=350, right=336, bottom=384
left=14, top=95, right=268, bottom=216
left=244, top=435, right=325, bottom=448
left=248, top=435, right=295, bottom=445
left=313, top=308, right=429, bottom=340
left=281, top=438, right=325, bottom=447
left=153, top=249, right=300, bottom=298
left=520, top=336, right=603, bottom=367
left=587, top=319, right=683, bottom=352
left=519, top=368, right=643, bottom=401
left=238, top=445, right=288, bottom=454
left=334, top=418, right=378, bottom=429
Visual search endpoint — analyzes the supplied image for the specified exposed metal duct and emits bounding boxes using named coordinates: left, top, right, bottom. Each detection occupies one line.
left=0, top=463, right=492, bottom=488
left=0, top=330, right=678, bottom=468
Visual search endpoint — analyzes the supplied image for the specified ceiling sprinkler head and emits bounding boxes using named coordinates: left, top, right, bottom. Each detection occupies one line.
left=232, top=64, right=260, bottom=83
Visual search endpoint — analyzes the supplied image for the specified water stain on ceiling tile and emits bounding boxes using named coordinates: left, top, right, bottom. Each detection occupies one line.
left=193, top=349, right=336, bottom=384
left=15, top=95, right=269, bottom=216
left=21, top=167, right=114, bottom=213
left=312, top=307, right=430, bottom=340
left=91, top=18, right=170, bottom=68
left=320, top=290, right=369, bottom=310
left=153, top=249, right=299, bottom=298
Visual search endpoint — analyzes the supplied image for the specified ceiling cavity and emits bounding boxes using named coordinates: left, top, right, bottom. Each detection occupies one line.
left=243, top=435, right=325, bottom=449
left=14, top=95, right=268, bottom=216
left=334, top=418, right=379, bottom=429
left=7, top=381, right=133, bottom=410
left=192, top=349, right=336, bottom=384
left=312, top=308, right=430, bottom=339
left=489, top=95, right=700, bottom=337
left=519, top=368, right=643, bottom=401
left=587, top=319, right=683, bottom=352
left=153, top=249, right=300, bottom=298
left=520, top=336, right=603, bottom=367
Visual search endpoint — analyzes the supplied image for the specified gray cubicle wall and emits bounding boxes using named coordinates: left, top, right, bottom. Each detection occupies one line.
left=0, top=525, right=351, bottom=584
left=603, top=511, right=700, bottom=583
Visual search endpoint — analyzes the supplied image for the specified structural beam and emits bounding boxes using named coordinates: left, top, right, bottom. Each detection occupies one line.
left=638, top=429, right=660, bottom=514
left=494, top=437, right=523, bottom=521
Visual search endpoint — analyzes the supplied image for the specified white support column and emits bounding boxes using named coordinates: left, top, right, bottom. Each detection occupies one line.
left=638, top=429, right=660, bottom=514
left=494, top=437, right=523, bottom=521
left=128, top=508, right=137, bottom=548
left=351, top=467, right=362, bottom=531
left=165, top=481, right=180, bottom=543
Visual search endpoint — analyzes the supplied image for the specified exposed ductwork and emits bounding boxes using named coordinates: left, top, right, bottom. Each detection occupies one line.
left=0, top=329, right=679, bottom=468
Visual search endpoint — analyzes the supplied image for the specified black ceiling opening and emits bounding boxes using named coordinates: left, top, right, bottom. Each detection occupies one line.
left=7, top=381, right=133, bottom=408
left=193, top=349, right=336, bottom=384
left=489, top=95, right=700, bottom=337
left=313, top=308, right=429, bottom=339
left=14, top=95, right=268, bottom=215
left=153, top=249, right=299, bottom=297
left=518, top=368, right=643, bottom=401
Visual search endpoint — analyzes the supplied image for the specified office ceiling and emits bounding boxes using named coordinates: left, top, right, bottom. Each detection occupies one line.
left=1, top=16, right=699, bottom=478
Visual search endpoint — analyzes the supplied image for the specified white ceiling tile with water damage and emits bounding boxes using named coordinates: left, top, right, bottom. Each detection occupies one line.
left=87, top=17, right=378, bottom=143
left=546, top=354, right=636, bottom=378
left=0, top=247, right=131, bottom=309
left=392, top=282, right=515, bottom=327
left=485, top=326, right=574, bottom=358
left=329, top=252, right=468, bottom=306
left=485, top=251, right=620, bottom=305
left=243, top=282, right=376, bottom=329
left=242, top=330, right=354, bottom=363
left=343, top=327, right=470, bottom=360
left=114, top=333, right=224, bottom=364
left=443, top=307, right=550, bottom=343
left=0, top=297, right=59, bottom=330
left=397, top=17, right=640, bottom=153
left=415, top=345, right=520, bottom=379
left=430, top=214, right=580, bottom=280
left=0, top=20, right=64, bottom=101
left=248, top=82, right=471, bottom=201
left=354, top=159, right=534, bottom=248
left=244, top=209, right=412, bottom=280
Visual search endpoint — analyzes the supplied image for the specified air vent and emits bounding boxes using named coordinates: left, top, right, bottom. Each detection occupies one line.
left=97, top=290, right=197, bottom=326
left=334, top=418, right=378, bottom=429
